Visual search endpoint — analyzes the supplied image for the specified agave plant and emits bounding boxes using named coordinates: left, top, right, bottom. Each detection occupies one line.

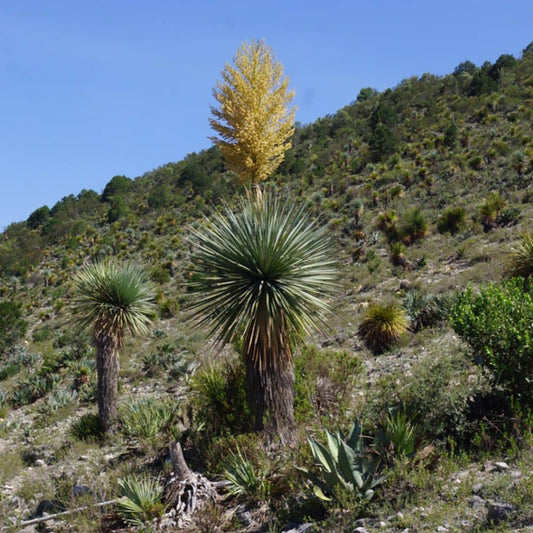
left=188, top=193, right=339, bottom=442
left=298, top=419, right=383, bottom=502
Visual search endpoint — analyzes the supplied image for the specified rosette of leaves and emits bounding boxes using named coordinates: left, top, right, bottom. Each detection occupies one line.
left=297, top=419, right=383, bottom=502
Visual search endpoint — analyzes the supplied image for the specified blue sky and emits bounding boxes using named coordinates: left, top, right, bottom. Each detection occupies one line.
left=1, top=1, right=532, bottom=231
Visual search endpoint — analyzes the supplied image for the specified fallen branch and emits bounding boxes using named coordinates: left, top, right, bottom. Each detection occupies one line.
left=0, top=499, right=117, bottom=531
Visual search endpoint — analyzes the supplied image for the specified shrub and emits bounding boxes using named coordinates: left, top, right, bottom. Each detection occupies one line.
left=479, top=191, right=506, bottom=231
left=294, top=345, right=361, bottom=421
left=358, top=304, right=408, bottom=354
left=450, top=279, right=533, bottom=404
left=190, top=360, right=250, bottom=437
left=70, top=413, right=105, bottom=441
left=402, top=290, right=452, bottom=332
left=400, top=207, right=428, bottom=244
left=0, top=301, right=28, bottom=354
left=506, top=232, right=533, bottom=279
left=437, top=206, right=466, bottom=235
left=120, top=396, right=180, bottom=449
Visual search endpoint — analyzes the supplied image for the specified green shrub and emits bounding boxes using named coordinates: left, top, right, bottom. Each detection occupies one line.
left=437, top=206, right=466, bottom=235
left=402, top=290, right=452, bottom=332
left=0, top=301, right=28, bottom=354
left=400, top=207, right=428, bottom=244
left=70, top=413, right=105, bottom=442
left=358, top=304, right=408, bottom=354
left=190, top=360, right=250, bottom=437
left=11, top=374, right=59, bottom=407
left=479, top=191, right=506, bottom=231
left=450, top=279, right=533, bottom=404
left=294, top=345, right=361, bottom=422
left=120, top=396, right=180, bottom=449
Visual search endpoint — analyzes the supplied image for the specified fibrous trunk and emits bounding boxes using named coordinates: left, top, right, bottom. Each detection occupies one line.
left=95, top=336, right=120, bottom=433
left=245, top=342, right=295, bottom=445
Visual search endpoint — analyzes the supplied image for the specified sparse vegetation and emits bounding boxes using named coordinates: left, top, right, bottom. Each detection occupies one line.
left=0, top=42, right=532, bottom=532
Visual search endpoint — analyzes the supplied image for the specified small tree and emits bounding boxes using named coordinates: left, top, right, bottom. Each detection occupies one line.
left=72, top=261, right=155, bottom=432
left=209, top=40, right=296, bottom=200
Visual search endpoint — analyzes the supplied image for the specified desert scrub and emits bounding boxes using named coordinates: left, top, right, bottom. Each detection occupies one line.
left=294, top=345, right=361, bottom=422
left=358, top=303, right=409, bottom=354
left=119, top=395, right=181, bottom=451
left=450, top=278, right=533, bottom=405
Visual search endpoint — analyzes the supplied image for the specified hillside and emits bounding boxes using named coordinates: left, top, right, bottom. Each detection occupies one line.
left=0, top=44, right=533, bottom=531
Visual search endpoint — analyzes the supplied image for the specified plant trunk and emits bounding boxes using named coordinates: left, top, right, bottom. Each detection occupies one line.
left=245, top=347, right=295, bottom=445
left=95, top=336, right=120, bottom=433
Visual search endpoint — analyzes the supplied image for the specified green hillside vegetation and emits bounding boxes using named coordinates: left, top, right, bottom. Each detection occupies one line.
left=0, top=42, right=532, bottom=531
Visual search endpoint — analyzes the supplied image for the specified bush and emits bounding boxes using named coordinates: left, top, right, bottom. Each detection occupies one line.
left=120, top=396, right=180, bottom=450
left=190, top=360, right=250, bottom=437
left=294, top=345, right=361, bottom=421
left=358, top=304, right=408, bottom=354
left=437, top=207, right=466, bottom=235
left=450, top=279, right=533, bottom=405
left=0, top=301, right=28, bottom=354
left=400, top=207, right=428, bottom=244
left=70, top=413, right=105, bottom=441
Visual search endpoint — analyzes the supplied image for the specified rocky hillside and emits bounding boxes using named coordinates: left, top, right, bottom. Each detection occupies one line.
left=0, top=44, right=532, bottom=532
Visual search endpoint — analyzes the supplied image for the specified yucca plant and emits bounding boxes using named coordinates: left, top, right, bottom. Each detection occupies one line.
left=117, top=475, right=165, bottom=527
left=506, top=232, right=533, bottom=280
left=437, top=206, right=466, bottom=235
left=298, top=419, right=383, bottom=502
left=358, top=303, right=408, bottom=354
left=72, top=261, right=156, bottom=432
left=222, top=447, right=270, bottom=501
left=373, top=408, right=419, bottom=463
left=189, top=194, right=339, bottom=443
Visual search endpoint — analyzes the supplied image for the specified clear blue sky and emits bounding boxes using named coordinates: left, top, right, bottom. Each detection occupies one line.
left=1, top=0, right=532, bottom=231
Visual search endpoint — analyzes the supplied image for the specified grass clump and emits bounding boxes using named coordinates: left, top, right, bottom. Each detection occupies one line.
left=70, top=413, right=106, bottom=442
left=358, top=303, right=408, bottom=354
left=506, top=231, right=533, bottom=280
left=437, top=206, right=466, bottom=235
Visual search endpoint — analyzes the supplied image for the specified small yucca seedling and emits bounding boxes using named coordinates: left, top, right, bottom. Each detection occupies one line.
left=358, top=303, right=408, bottom=355
left=222, top=447, right=269, bottom=501
left=117, top=475, right=165, bottom=527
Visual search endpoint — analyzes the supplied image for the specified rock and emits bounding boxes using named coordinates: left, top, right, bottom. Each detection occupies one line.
left=486, top=501, right=515, bottom=524
left=353, top=528, right=370, bottom=533
left=437, top=526, right=448, bottom=532
left=472, top=483, right=483, bottom=495
left=281, top=523, right=314, bottom=533
left=493, top=461, right=509, bottom=471
left=72, top=484, right=91, bottom=498
left=34, top=459, right=45, bottom=467
left=468, top=495, right=485, bottom=508
left=35, top=499, right=64, bottom=517
left=483, top=460, right=509, bottom=473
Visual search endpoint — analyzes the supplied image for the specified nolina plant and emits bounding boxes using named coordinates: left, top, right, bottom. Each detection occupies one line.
left=358, top=303, right=408, bottom=354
